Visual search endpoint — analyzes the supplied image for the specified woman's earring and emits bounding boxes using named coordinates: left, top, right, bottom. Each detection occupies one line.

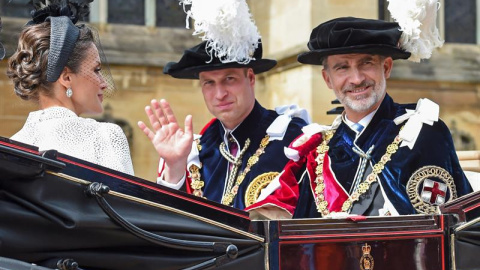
left=66, top=88, right=73, bottom=98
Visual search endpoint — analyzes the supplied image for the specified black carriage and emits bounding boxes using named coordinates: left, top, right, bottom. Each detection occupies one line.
left=0, top=136, right=478, bottom=270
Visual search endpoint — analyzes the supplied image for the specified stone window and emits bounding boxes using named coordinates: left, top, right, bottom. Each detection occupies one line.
left=155, top=0, right=188, bottom=27
left=108, top=0, right=145, bottom=25
left=0, top=0, right=186, bottom=28
left=444, top=0, right=476, bottom=44
left=379, top=0, right=478, bottom=44
left=0, top=0, right=32, bottom=18
left=104, top=0, right=186, bottom=27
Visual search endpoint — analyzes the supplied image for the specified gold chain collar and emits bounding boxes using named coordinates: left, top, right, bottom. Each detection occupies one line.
left=219, top=138, right=250, bottom=166
left=189, top=135, right=271, bottom=206
left=314, top=128, right=403, bottom=216
left=220, top=138, right=251, bottom=204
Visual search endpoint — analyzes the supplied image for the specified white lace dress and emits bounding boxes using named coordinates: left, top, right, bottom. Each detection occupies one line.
left=11, top=107, right=134, bottom=175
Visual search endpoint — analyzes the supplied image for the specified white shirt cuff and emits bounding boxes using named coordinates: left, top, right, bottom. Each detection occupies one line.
left=157, top=172, right=186, bottom=190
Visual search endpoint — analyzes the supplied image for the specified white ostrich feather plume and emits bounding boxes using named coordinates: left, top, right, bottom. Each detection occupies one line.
left=388, top=0, right=444, bottom=62
left=179, top=0, right=260, bottom=64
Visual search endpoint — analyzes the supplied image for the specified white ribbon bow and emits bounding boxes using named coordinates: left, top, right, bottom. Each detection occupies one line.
left=393, top=98, right=439, bottom=149
left=267, top=104, right=312, bottom=141
left=283, top=115, right=342, bottom=161
left=301, top=114, right=342, bottom=136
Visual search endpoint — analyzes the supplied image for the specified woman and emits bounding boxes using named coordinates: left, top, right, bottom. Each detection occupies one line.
left=7, top=1, right=134, bottom=175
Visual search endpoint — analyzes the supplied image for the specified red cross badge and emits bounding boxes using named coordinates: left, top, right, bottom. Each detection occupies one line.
left=421, top=179, right=447, bottom=206
left=407, top=166, right=457, bottom=214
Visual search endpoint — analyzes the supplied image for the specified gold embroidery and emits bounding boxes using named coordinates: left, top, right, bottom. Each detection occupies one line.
left=221, top=135, right=271, bottom=205
left=244, top=172, right=280, bottom=207
left=406, top=165, right=457, bottom=214
left=189, top=138, right=205, bottom=197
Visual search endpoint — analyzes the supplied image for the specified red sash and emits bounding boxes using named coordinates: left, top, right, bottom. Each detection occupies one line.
left=309, top=151, right=349, bottom=213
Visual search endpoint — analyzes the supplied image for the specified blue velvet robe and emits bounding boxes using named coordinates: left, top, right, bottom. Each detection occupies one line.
left=197, top=101, right=307, bottom=209
left=293, top=94, right=473, bottom=218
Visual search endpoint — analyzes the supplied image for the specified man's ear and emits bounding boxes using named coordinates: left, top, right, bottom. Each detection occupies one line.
left=322, top=68, right=333, bottom=89
left=58, top=67, right=72, bottom=89
left=383, top=57, right=393, bottom=79
left=247, top=68, right=255, bottom=87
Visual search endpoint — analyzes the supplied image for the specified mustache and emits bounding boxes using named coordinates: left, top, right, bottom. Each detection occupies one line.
left=342, top=81, right=375, bottom=92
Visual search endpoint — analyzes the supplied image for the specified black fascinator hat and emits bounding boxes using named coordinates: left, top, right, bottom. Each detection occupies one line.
left=164, top=40, right=277, bottom=79
left=297, top=17, right=411, bottom=65
left=28, top=0, right=93, bottom=82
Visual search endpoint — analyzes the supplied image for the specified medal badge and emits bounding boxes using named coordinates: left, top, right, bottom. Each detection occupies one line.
left=407, top=166, right=457, bottom=214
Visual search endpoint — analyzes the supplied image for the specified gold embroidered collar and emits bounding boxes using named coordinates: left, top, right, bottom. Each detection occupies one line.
left=314, top=127, right=403, bottom=216
left=189, top=135, right=271, bottom=206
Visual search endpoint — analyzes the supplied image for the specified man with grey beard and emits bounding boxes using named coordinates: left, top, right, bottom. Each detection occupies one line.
left=245, top=17, right=472, bottom=219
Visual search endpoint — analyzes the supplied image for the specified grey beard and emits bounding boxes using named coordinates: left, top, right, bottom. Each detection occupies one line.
left=341, top=91, right=380, bottom=112
left=337, top=79, right=384, bottom=113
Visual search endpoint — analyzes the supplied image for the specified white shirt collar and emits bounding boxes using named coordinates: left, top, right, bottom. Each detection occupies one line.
left=344, top=109, right=377, bottom=133
left=220, top=122, right=239, bottom=144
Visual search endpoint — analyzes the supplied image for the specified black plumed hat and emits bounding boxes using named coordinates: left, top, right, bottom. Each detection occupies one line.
left=164, top=40, right=277, bottom=79
left=298, top=17, right=411, bottom=65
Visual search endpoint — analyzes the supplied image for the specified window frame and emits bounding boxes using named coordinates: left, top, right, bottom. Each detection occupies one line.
left=379, top=0, right=480, bottom=45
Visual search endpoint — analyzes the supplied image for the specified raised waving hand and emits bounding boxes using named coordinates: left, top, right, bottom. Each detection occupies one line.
left=138, top=99, right=193, bottom=183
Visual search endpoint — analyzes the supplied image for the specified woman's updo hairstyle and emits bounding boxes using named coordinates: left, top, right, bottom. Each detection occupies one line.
left=7, top=0, right=93, bottom=102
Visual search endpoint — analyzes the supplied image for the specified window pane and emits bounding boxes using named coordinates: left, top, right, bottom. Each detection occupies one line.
left=156, top=0, right=188, bottom=27
left=445, top=0, right=476, bottom=44
left=108, top=0, right=145, bottom=25
left=0, top=0, right=90, bottom=22
left=0, top=0, right=31, bottom=18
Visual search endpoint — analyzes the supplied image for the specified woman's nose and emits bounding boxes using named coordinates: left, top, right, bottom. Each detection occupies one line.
left=98, top=74, right=108, bottom=90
